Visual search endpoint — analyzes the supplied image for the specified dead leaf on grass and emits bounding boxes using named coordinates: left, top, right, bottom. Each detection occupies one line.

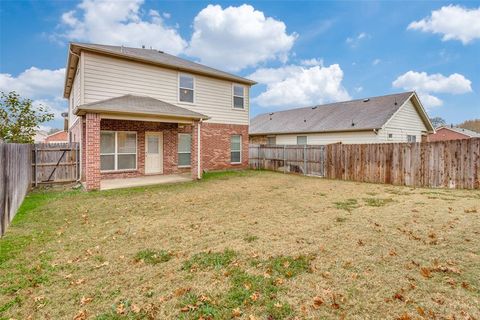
left=131, top=304, right=141, bottom=314
left=174, top=287, right=191, bottom=297
left=73, top=310, right=87, bottom=320
left=116, top=303, right=126, bottom=314
left=80, top=296, right=93, bottom=306
left=312, top=296, right=324, bottom=309
left=250, top=292, right=260, bottom=302
left=397, top=313, right=412, bottom=320
left=232, top=307, right=242, bottom=317
left=464, top=208, right=477, bottom=213
left=416, top=306, right=425, bottom=317
left=420, top=267, right=431, bottom=278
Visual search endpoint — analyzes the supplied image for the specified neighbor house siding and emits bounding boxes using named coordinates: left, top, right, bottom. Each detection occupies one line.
left=82, top=52, right=249, bottom=125
left=380, top=99, right=428, bottom=142
left=273, top=130, right=380, bottom=145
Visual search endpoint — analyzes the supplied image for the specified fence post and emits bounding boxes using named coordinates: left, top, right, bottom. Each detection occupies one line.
left=34, top=146, right=37, bottom=187
left=283, top=145, right=286, bottom=173
left=304, top=145, right=307, bottom=175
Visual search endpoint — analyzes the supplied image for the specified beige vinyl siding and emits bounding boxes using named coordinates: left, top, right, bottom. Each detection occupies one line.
left=69, top=67, right=81, bottom=128
left=380, top=98, right=428, bottom=142
left=83, top=52, right=249, bottom=125
left=274, top=130, right=380, bottom=145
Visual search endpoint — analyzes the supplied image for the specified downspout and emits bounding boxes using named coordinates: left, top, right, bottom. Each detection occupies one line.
left=197, top=120, right=202, bottom=179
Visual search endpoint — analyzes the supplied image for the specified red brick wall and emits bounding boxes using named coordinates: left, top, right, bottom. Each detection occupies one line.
left=201, top=123, right=249, bottom=170
left=85, top=113, right=101, bottom=190
left=428, top=128, right=469, bottom=142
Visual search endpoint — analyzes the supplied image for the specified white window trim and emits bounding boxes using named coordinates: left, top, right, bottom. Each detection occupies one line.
left=232, top=84, right=246, bottom=110
left=297, top=135, right=308, bottom=145
left=407, top=134, right=417, bottom=143
left=231, top=134, right=242, bottom=164
left=100, top=130, right=137, bottom=172
left=177, top=133, right=192, bottom=168
left=178, top=73, right=195, bottom=105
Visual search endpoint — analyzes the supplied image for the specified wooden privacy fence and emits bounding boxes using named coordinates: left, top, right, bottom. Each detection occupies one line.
left=249, top=145, right=325, bottom=176
left=249, top=138, right=480, bottom=189
left=33, top=142, right=80, bottom=185
left=0, top=143, right=32, bottom=236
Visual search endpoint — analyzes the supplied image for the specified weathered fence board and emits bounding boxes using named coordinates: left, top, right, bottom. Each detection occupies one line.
left=249, top=138, right=480, bottom=189
left=0, top=143, right=32, bottom=236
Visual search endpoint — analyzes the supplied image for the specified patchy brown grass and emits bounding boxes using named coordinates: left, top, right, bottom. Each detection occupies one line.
left=1, top=170, right=479, bottom=319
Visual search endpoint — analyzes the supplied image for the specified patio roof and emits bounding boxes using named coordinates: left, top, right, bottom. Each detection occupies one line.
left=74, top=94, right=209, bottom=120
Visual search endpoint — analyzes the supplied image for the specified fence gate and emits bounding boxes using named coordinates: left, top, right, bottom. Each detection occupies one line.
left=249, top=144, right=325, bottom=177
left=32, top=142, right=80, bottom=185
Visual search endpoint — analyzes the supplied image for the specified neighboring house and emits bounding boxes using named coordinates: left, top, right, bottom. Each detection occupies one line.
left=64, top=42, right=255, bottom=190
left=428, top=125, right=480, bottom=142
left=250, top=92, right=434, bottom=145
left=34, top=130, right=48, bottom=143
left=45, top=131, right=68, bottom=143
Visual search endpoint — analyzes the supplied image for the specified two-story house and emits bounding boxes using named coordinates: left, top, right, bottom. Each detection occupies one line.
left=64, top=43, right=256, bottom=190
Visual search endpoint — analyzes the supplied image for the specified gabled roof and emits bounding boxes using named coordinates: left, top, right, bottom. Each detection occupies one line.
left=250, top=92, right=434, bottom=135
left=436, top=126, right=480, bottom=138
left=46, top=131, right=68, bottom=142
left=74, top=94, right=209, bottom=120
left=64, top=42, right=256, bottom=98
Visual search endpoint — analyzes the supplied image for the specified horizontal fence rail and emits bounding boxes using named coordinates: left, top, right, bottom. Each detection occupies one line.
left=249, top=138, right=480, bottom=189
left=0, top=143, right=32, bottom=236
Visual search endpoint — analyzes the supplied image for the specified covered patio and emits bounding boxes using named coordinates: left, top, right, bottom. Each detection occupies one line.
left=100, top=173, right=192, bottom=190
left=73, top=94, right=209, bottom=190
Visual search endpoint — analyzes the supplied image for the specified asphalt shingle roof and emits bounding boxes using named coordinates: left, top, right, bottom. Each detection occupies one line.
left=74, top=94, right=209, bottom=120
left=438, top=126, right=480, bottom=137
left=249, top=92, right=416, bottom=135
left=71, top=42, right=256, bottom=85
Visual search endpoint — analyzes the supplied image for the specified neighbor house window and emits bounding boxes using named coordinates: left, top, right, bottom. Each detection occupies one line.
left=179, top=74, right=194, bottom=103
left=233, top=84, right=245, bottom=109
left=178, top=133, right=192, bottom=167
left=231, top=135, right=242, bottom=163
left=100, top=131, right=137, bottom=171
left=297, top=136, right=307, bottom=145
left=267, top=136, right=276, bottom=145
left=388, top=133, right=393, bottom=140
left=407, top=135, right=416, bottom=142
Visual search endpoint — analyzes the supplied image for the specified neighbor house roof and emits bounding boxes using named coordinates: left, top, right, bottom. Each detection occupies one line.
left=64, top=42, right=256, bottom=98
left=250, top=92, right=434, bottom=135
left=436, top=126, right=480, bottom=138
left=45, top=131, right=68, bottom=143
left=74, top=94, right=209, bottom=120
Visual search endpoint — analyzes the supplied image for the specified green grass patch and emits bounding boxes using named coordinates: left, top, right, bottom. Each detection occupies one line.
left=334, top=199, right=359, bottom=212
left=243, top=235, right=259, bottom=243
left=182, top=250, right=236, bottom=271
left=178, top=293, right=221, bottom=320
left=134, top=249, right=172, bottom=265
left=363, top=197, right=394, bottom=207
left=0, top=296, right=22, bottom=313
left=265, top=255, right=313, bottom=278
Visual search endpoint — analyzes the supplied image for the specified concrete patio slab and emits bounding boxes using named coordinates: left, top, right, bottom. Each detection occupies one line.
left=100, top=173, right=192, bottom=190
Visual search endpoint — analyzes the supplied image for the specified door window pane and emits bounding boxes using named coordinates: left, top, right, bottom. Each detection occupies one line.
left=100, top=155, right=115, bottom=171
left=147, top=136, right=159, bottom=154
left=100, top=132, right=115, bottom=153
left=118, top=154, right=136, bottom=170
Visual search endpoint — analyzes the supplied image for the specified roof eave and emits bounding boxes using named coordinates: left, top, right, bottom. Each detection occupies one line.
left=249, top=127, right=381, bottom=136
left=74, top=107, right=209, bottom=121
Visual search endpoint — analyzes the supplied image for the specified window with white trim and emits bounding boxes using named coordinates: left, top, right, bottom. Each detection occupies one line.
left=233, top=84, right=245, bottom=109
left=100, top=131, right=137, bottom=171
left=297, top=136, right=307, bottom=145
left=178, top=133, right=192, bottom=167
left=231, top=135, right=242, bottom=163
left=407, top=135, right=416, bottom=142
left=179, top=74, right=194, bottom=103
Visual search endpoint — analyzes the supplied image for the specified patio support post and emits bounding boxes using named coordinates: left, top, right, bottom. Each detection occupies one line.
left=85, top=113, right=101, bottom=190
left=191, top=120, right=202, bottom=179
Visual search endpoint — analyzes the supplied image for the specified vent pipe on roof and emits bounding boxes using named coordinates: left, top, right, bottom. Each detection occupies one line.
left=363, top=98, right=370, bottom=102
left=142, top=45, right=145, bottom=49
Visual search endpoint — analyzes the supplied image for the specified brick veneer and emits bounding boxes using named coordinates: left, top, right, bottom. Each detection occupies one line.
left=201, top=122, right=249, bottom=170
left=77, top=114, right=249, bottom=190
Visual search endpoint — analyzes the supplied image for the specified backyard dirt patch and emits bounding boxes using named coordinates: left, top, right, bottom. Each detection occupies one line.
left=1, top=170, right=479, bottom=319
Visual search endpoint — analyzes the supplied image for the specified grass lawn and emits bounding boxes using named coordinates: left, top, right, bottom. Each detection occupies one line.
left=1, top=170, right=479, bottom=319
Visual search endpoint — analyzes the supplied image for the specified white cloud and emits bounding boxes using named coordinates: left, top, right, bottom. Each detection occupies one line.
left=58, top=0, right=187, bottom=54
left=300, top=58, right=323, bottom=67
left=186, top=4, right=297, bottom=71
left=250, top=64, right=350, bottom=108
left=346, top=32, right=370, bottom=47
left=354, top=86, right=363, bottom=93
left=372, top=58, right=381, bottom=66
left=408, top=5, right=480, bottom=44
left=0, top=67, right=67, bottom=119
left=392, top=70, right=472, bottom=108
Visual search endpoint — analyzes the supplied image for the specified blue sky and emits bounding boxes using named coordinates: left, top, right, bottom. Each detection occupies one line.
left=1, top=0, right=479, bottom=130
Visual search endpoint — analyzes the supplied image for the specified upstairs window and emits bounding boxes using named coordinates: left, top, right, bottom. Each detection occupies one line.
left=297, top=136, right=307, bottom=145
left=179, top=74, right=194, bottom=103
left=233, top=84, right=245, bottom=109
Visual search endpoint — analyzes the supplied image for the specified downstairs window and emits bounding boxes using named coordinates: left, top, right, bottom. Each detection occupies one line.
left=100, top=131, right=137, bottom=171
